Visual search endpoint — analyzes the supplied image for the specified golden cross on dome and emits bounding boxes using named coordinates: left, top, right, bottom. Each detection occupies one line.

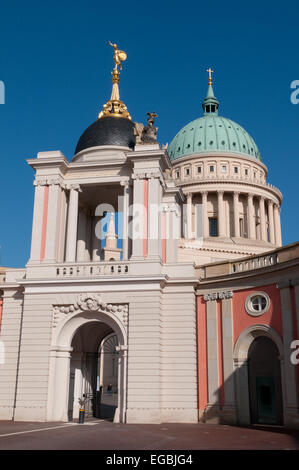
left=207, top=67, right=214, bottom=85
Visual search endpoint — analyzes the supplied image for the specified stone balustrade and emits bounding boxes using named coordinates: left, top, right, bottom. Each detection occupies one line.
left=232, top=252, right=278, bottom=273
left=56, top=261, right=130, bottom=277
left=196, top=242, right=299, bottom=280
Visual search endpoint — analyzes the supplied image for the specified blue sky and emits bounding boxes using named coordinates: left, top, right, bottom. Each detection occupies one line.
left=0, top=0, right=298, bottom=267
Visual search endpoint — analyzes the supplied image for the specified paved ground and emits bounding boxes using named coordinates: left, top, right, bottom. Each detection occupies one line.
left=0, top=419, right=298, bottom=450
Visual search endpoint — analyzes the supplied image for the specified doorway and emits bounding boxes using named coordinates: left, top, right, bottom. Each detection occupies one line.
left=68, top=322, right=120, bottom=422
left=248, top=336, right=283, bottom=425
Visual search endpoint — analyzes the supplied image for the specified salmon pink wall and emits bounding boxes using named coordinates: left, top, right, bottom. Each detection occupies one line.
left=233, top=284, right=283, bottom=345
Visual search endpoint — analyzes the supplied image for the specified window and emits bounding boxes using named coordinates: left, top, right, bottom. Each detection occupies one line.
left=245, top=169, right=249, bottom=176
left=234, top=166, right=239, bottom=174
left=251, top=295, right=267, bottom=311
left=245, top=292, right=270, bottom=316
left=185, top=168, right=190, bottom=176
left=210, top=165, right=214, bottom=172
left=197, top=166, right=202, bottom=173
left=176, top=171, right=180, bottom=179
left=222, top=165, right=227, bottom=173
left=209, top=218, right=218, bottom=237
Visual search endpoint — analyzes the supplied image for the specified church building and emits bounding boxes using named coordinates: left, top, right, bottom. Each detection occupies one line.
left=0, top=44, right=298, bottom=428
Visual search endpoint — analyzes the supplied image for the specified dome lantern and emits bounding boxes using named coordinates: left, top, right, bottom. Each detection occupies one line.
left=202, top=68, right=219, bottom=116
left=168, top=69, right=261, bottom=162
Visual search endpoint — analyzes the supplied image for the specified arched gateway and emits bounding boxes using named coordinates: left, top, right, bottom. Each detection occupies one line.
left=46, top=301, right=127, bottom=423
left=233, top=325, right=285, bottom=426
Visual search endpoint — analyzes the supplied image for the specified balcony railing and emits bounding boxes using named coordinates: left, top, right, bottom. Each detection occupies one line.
left=56, top=261, right=130, bottom=277
left=232, top=253, right=278, bottom=273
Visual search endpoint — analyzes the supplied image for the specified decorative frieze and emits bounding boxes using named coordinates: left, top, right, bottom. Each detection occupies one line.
left=53, top=293, right=128, bottom=328
left=203, top=290, right=233, bottom=302
left=132, top=170, right=164, bottom=183
left=34, top=176, right=64, bottom=187
left=33, top=178, right=82, bottom=192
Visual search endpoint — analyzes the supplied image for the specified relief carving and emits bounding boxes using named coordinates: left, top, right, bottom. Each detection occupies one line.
left=53, top=293, right=128, bottom=328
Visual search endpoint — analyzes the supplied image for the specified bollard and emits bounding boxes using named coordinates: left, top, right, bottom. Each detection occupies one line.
left=78, top=408, right=85, bottom=424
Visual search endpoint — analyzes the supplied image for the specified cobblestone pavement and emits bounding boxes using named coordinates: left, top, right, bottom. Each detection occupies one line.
left=0, top=419, right=298, bottom=450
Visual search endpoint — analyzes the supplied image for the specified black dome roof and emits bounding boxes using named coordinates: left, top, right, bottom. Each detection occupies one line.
left=75, top=117, right=136, bottom=155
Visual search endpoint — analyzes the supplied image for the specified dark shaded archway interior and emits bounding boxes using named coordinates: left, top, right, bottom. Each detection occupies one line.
left=248, top=336, right=283, bottom=425
left=68, top=321, right=118, bottom=422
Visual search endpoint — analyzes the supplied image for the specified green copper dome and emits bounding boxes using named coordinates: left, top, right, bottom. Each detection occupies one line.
left=168, top=82, right=261, bottom=161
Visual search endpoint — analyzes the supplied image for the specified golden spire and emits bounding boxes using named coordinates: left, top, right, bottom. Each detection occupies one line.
left=98, top=42, right=131, bottom=120
left=207, top=67, right=214, bottom=86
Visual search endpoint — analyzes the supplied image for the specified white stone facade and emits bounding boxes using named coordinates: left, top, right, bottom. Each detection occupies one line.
left=0, top=107, right=297, bottom=429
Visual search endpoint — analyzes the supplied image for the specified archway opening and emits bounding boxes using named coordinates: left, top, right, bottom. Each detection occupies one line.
left=68, top=321, right=119, bottom=422
left=248, top=336, right=283, bottom=425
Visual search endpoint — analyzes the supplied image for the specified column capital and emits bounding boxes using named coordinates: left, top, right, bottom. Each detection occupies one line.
left=66, top=183, right=81, bottom=192
left=247, top=193, right=253, bottom=200
left=120, top=179, right=130, bottom=188
left=218, top=190, right=224, bottom=197
left=34, top=176, right=64, bottom=187
left=234, top=191, right=240, bottom=197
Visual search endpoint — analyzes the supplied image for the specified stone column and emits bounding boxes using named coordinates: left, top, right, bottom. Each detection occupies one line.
left=202, top=191, right=209, bottom=238
left=92, top=216, right=101, bottom=261
left=76, top=210, right=87, bottom=262
left=29, top=183, right=46, bottom=263
left=268, top=200, right=275, bottom=244
left=221, top=296, right=237, bottom=422
left=85, top=213, right=91, bottom=261
left=166, top=205, right=180, bottom=263
left=187, top=193, right=193, bottom=239
left=259, top=196, right=267, bottom=242
left=148, top=176, right=162, bottom=259
left=44, top=183, right=62, bottom=262
left=47, top=347, right=72, bottom=421
left=274, top=204, right=282, bottom=246
left=278, top=282, right=299, bottom=425
left=65, top=185, right=80, bottom=262
left=121, top=181, right=130, bottom=260
left=131, top=176, right=145, bottom=260
left=233, top=192, right=240, bottom=238
left=218, top=191, right=226, bottom=237
left=206, top=298, right=220, bottom=417
left=247, top=194, right=256, bottom=240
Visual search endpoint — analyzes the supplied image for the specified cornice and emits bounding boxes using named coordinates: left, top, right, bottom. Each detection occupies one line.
left=170, top=151, right=268, bottom=172
left=176, top=178, right=282, bottom=202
